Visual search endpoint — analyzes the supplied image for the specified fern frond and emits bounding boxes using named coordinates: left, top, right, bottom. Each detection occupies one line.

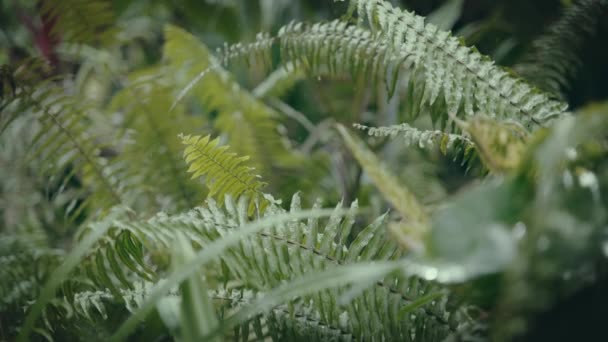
left=334, top=0, right=568, bottom=126
left=20, top=83, right=126, bottom=220
left=72, top=194, right=472, bottom=341
left=354, top=122, right=477, bottom=166
left=1, top=59, right=52, bottom=133
left=164, top=25, right=298, bottom=175
left=170, top=2, right=568, bottom=133
left=0, top=58, right=129, bottom=221
left=0, top=236, right=62, bottom=312
left=181, top=134, right=267, bottom=215
left=108, top=69, right=206, bottom=213
left=338, top=126, right=428, bottom=237
left=40, top=0, right=115, bottom=45
left=0, top=189, right=482, bottom=340
left=515, top=0, right=608, bottom=98
left=44, top=196, right=466, bottom=340
left=277, top=20, right=404, bottom=97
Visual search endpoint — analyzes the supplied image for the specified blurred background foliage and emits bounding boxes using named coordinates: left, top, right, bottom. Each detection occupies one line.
left=1, top=0, right=608, bottom=341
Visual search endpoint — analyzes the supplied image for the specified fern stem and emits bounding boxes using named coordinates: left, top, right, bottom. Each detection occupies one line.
left=268, top=98, right=316, bottom=133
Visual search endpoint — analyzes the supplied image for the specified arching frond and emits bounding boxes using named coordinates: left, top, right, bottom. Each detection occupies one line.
left=334, top=0, right=569, bottom=126
left=164, top=25, right=299, bottom=175
left=206, top=9, right=567, bottom=129
left=74, top=195, right=474, bottom=341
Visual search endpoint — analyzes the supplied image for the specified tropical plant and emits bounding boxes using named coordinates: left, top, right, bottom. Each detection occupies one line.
left=1, top=0, right=608, bottom=341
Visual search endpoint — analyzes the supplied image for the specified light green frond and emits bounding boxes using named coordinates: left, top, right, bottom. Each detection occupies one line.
left=164, top=25, right=298, bottom=174
left=181, top=134, right=267, bottom=214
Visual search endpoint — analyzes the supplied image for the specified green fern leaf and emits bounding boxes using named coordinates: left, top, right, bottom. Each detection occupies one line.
left=354, top=122, right=478, bottom=168
left=108, top=67, right=206, bottom=212
left=180, top=134, right=267, bottom=215
left=40, top=0, right=115, bottom=45
left=334, top=0, right=569, bottom=126
left=164, top=25, right=298, bottom=175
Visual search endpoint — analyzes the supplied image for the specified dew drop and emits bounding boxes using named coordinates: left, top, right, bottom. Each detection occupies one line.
left=512, top=222, right=527, bottom=240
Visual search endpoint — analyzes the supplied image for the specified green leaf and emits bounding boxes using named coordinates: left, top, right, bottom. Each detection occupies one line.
left=172, top=233, right=220, bottom=342
left=180, top=133, right=267, bottom=215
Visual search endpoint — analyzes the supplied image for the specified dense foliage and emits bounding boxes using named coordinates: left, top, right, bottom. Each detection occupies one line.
left=1, top=0, right=608, bottom=341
